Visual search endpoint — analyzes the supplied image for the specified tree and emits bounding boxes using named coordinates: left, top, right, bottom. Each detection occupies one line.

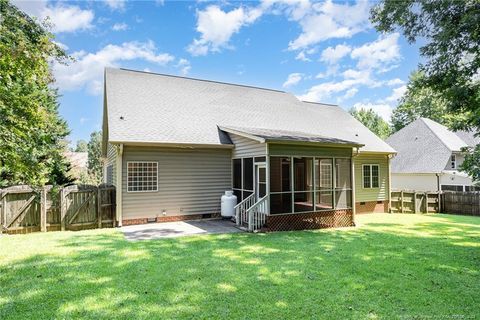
left=371, top=0, right=480, bottom=180
left=74, top=140, right=88, bottom=152
left=0, top=1, right=72, bottom=187
left=391, top=71, right=466, bottom=133
left=87, top=131, right=103, bottom=184
left=350, top=108, right=391, bottom=139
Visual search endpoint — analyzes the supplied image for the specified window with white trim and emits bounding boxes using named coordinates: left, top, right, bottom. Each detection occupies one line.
left=363, top=164, right=379, bottom=188
left=127, top=161, right=158, bottom=192
left=450, top=154, right=456, bottom=169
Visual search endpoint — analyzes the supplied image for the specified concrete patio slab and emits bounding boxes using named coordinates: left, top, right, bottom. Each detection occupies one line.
left=121, top=219, right=242, bottom=241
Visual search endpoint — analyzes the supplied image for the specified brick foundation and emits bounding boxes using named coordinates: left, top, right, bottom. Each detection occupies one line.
left=355, top=201, right=389, bottom=214
left=265, top=209, right=354, bottom=232
left=122, top=214, right=212, bottom=226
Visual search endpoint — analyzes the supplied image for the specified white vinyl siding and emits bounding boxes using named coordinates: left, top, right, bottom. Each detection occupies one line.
left=105, top=143, right=117, bottom=186
left=229, top=133, right=266, bottom=158
left=122, top=146, right=231, bottom=219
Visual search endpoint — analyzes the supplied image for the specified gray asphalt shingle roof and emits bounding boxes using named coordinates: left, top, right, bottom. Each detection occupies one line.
left=104, top=68, right=395, bottom=153
left=219, top=125, right=363, bottom=146
left=386, top=118, right=476, bottom=174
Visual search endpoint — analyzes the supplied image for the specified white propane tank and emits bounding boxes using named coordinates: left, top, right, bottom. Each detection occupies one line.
left=221, top=190, right=237, bottom=218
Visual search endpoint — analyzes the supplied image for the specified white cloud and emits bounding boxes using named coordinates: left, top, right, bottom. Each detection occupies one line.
left=187, top=5, right=263, bottom=56
left=385, top=78, right=405, bottom=86
left=295, top=51, right=311, bottom=62
left=343, top=88, right=358, bottom=100
left=176, top=59, right=191, bottom=75
left=112, top=22, right=128, bottom=31
left=385, top=85, right=407, bottom=103
left=283, top=73, right=303, bottom=88
left=320, top=44, right=351, bottom=64
left=53, top=41, right=175, bottom=94
left=352, top=102, right=393, bottom=122
left=13, top=1, right=94, bottom=33
left=288, top=0, right=370, bottom=50
left=350, top=33, right=401, bottom=70
left=105, top=0, right=126, bottom=11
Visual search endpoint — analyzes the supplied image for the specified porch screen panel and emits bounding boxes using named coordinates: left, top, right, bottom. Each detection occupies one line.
left=270, top=157, right=292, bottom=214
left=233, top=159, right=241, bottom=189
left=335, top=159, right=352, bottom=209
left=243, top=158, right=254, bottom=191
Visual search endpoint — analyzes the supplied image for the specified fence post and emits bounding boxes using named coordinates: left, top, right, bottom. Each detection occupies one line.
left=437, top=192, right=441, bottom=213
left=1, top=191, right=6, bottom=233
left=40, top=188, right=47, bottom=232
left=424, top=192, right=429, bottom=214
left=60, top=188, right=66, bottom=231
left=97, top=187, right=102, bottom=229
left=0, top=190, right=3, bottom=234
left=400, top=191, right=404, bottom=213
left=414, top=192, right=417, bottom=214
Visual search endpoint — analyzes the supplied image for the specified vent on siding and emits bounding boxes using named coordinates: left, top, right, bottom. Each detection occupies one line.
left=147, top=217, right=157, bottom=223
left=202, top=213, right=212, bottom=219
left=377, top=201, right=383, bottom=204
left=360, top=202, right=366, bottom=205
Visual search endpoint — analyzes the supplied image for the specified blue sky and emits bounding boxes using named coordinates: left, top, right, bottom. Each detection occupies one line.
left=14, top=0, right=421, bottom=146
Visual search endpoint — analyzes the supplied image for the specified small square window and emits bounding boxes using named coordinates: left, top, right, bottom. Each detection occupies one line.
left=127, top=161, right=158, bottom=192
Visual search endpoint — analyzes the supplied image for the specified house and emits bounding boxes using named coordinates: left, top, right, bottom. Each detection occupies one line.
left=102, top=68, right=395, bottom=231
left=386, top=118, right=479, bottom=192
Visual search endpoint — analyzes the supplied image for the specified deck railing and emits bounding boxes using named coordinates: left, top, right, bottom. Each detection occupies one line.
left=234, top=193, right=255, bottom=228
left=246, top=195, right=268, bottom=232
left=234, top=194, right=268, bottom=232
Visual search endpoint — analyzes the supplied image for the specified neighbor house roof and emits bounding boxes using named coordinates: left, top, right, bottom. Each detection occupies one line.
left=103, top=68, right=395, bottom=153
left=386, top=118, right=476, bottom=174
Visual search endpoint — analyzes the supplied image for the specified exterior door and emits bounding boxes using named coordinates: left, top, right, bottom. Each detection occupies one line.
left=256, top=164, right=267, bottom=201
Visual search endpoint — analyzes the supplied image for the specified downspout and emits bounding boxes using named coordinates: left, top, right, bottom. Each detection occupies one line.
left=387, top=154, right=394, bottom=213
left=436, top=173, right=441, bottom=192
left=115, top=144, right=123, bottom=227
left=351, top=147, right=360, bottom=225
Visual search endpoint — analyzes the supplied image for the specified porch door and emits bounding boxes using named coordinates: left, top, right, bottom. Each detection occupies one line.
left=256, top=163, right=267, bottom=201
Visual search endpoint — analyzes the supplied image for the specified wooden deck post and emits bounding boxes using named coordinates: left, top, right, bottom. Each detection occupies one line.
left=414, top=192, right=417, bottom=214
left=437, top=192, right=441, bottom=213
left=97, top=187, right=102, bottom=229
left=40, top=188, right=47, bottom=232
left=60, top=188, right=66, bottom=231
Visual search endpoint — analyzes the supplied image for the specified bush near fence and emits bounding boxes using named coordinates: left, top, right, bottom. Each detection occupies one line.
left=0, top=184, right=115, bottom=234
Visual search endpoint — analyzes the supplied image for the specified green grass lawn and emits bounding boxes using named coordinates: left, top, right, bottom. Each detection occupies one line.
left=1, top=213, right=479, bottom=319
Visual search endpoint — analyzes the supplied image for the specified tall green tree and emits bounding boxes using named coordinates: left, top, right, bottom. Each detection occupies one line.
left=0, top=1, right=72, bottom=187
left=87, top=131, right=103, bottom=184
left=391, top=71, right=465, bottom=133
left=74, top=140, right=88, bottom=153
left=371, top=0, right=480, bottom=180
left=350, top=108, right=391, bottom=139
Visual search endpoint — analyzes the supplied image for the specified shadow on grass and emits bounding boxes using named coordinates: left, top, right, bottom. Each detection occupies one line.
left=0, top=215, right=479, bottom=319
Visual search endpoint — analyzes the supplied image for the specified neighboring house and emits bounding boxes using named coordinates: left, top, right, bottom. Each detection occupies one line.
left=386, top=118, right=479, bottom=192
left=64, top=151, right=88, bottom=181
left=102, top=68, right=395, bottom=231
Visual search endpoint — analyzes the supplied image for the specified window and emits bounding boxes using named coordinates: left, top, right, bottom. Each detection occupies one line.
left=450, top=154, right=456, bottom=169
left=363, top=164, right=379, bottom=188
left=106, top=165, right=113, bottom=185
left=127, top=162, right=158, bottom=192
left=441, top=185, right=463, bottom=192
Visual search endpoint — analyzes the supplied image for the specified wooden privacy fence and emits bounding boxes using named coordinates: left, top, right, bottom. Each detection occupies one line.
left=390, top=190, right=441, bottom=214
left=0, top=185, right=115, bottom=234
left=442, top=191, right=480, bottom=216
